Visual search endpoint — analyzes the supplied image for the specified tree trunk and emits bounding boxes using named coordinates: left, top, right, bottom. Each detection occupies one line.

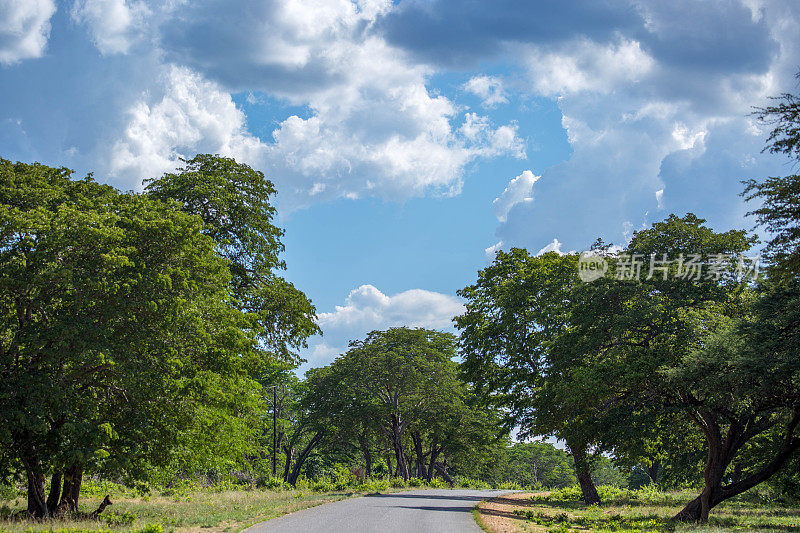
left=20, top=442, right=48, bottom=519
left=433, top=461, right=454, bottom=486
left=426, top=443, right=440, bottom=483
left=282, top=445, right=293, bottom=482
left=46, top=470, right=62, bottom=515
left=358, top=433, right=372, bottom=478
left=288, top=431, right=324, bottom=486
left=390, top=416, right=409, bottom=480
left=274, top=431, right=284, bottom=477
left=568, top=443, right=601, bottom=505
left=59, top=463, right=83, bottom=514
left=411, top=432, right=428, bottom=479
left=89, top=495, right=113, bottom=517
left=675, top=409, right=800, bottom=522
left=647, top=459, right=660, bottom=484
left=24, top=464, right=48, bottom=518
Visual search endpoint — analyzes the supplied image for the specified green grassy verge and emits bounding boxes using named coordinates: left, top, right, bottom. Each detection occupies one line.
left=478, top=486, right=800, bottom=532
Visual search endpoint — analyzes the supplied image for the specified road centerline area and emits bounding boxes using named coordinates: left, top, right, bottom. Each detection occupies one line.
left=246, top=489, right=514, bottom=533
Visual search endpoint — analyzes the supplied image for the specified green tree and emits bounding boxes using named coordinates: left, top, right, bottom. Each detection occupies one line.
left=331, top=328, right=460, bottom=480
left=495, top=442, right=576, bottom=488
left=573, top=216, right=798, bottom=521
left=743, top=76, right=800, bottom=280
left=0, top=159, right=263, bottom=517
left=456, top=213, right=793, bottom=519
left=456, top=249, right=611, bottom=503
left=145, top=154, right=319, bottom=363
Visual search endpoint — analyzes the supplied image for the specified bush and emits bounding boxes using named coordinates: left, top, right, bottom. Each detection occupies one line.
left=0, top=483, right=21, bottom=501
left=535, top=484, right=696, bottom=506
left=310, top=478, right=335, bottom=492
left=257, top=476, right=287, bottom=491
left=390, top=478, right=408, bottom=488
left=103, top=510, right=137, bottom=526
left=428, top=478, right=447, bottom=489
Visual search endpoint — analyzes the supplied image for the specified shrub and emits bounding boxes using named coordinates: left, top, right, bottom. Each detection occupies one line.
left=103, top=510, right=137, bottom=526
left=428, top=478, right=447, bottom=489
left=390, top=477, right=408, bottom=488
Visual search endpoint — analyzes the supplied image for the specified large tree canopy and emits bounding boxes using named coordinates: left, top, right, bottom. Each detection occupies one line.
left=0, top=159, right=266, bottom=517
left=145, top=154, right=319, bottom=363
left=457, top=212, right=799, bottom=520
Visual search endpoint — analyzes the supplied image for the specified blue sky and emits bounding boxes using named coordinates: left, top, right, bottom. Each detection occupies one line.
left=2, top=0, right=799, bottom=370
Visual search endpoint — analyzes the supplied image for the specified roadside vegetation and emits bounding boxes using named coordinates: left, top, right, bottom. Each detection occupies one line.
left=476, top=486, right=800, bottom=532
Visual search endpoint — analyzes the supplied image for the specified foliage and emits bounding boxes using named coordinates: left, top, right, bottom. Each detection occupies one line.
left=144, top=154, right=318, bottom=363
left=743, top=76, right=800, bottom=280
left=309, top=327, right=505, bottom=484
left=481, top=488, right=800, bottom=533
left=489, top=442, right=576, bottom=489
left=456, top=210, right=800, bottom=520
left=0, top=155, right=318, bottom=517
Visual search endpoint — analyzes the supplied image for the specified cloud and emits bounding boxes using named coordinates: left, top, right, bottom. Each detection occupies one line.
left=109, top=2, right=526, bottom=207
left=0, top=0, right=56, bottom=65
left=380, top=0, right=644, bottom=67
left=299, top=284, right=465, bottom=369
left=536, top=238, right=566, bottom=256
left=485, top=240, right=504, bottom=259
left=71, top=0, right=150, bottom=55
left=464, top=75, right=508, bottom=107
left=110, top=65, right=267, bottom=187
left=490, top=0, right=798, bottom=253
left=318, top=284, right=464, bottom=332
left=493, top=170, right=540, bottom=222
left=523, top=37, right=655, bottom=96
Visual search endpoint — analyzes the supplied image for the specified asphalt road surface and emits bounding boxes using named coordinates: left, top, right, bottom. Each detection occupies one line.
left=246, top=489, right=512, bottom=533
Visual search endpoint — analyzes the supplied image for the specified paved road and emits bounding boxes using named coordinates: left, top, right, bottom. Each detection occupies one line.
left=246, top=489, right=511, bottom=533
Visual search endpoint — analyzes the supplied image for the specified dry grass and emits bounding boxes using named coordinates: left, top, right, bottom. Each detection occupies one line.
left=0, top=488, right=356, bottom=533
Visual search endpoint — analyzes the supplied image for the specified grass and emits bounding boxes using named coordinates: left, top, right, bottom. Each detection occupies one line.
left=475, top=486, right=800, bottom=533
left=0, top=488, right=356, bottom=533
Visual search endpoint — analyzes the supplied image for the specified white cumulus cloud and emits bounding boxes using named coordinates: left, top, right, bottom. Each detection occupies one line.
left=493, top=170, right=540, bottom=222
left=536, top=238, right=566, bottom=256
left=0, top=0, right=56, bottom=65
left=318, top=284, right=464, bottom=332
left=146, top=1, right=525, bottom=209
left=464, top=75, right=508, bottom=107
left=523, top=37, right=655, bottom=97
left=71, top=0, right=150, bottom=55
left=110, top=65, right=267, bottom=187
left=298, top=283, right=465, bottom=370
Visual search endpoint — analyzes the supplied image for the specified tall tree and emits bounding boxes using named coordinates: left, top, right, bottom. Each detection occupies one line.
left=456, top=249, right=608, bottom=503
left=145, top=154, right=319, bottom=363
left=0, top=159, right=263, bottom=517
left=331, top=328, right=460, bottom=480
left=570, top=215, right=799, bottom=521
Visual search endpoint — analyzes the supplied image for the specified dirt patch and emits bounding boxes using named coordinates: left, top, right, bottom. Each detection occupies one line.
left=475, top=492, right=549, bottom=533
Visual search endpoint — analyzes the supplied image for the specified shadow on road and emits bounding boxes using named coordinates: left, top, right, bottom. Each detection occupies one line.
left=364, top=493, right=496, bottom=502
left=389, top=505, right=475, bottom=512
